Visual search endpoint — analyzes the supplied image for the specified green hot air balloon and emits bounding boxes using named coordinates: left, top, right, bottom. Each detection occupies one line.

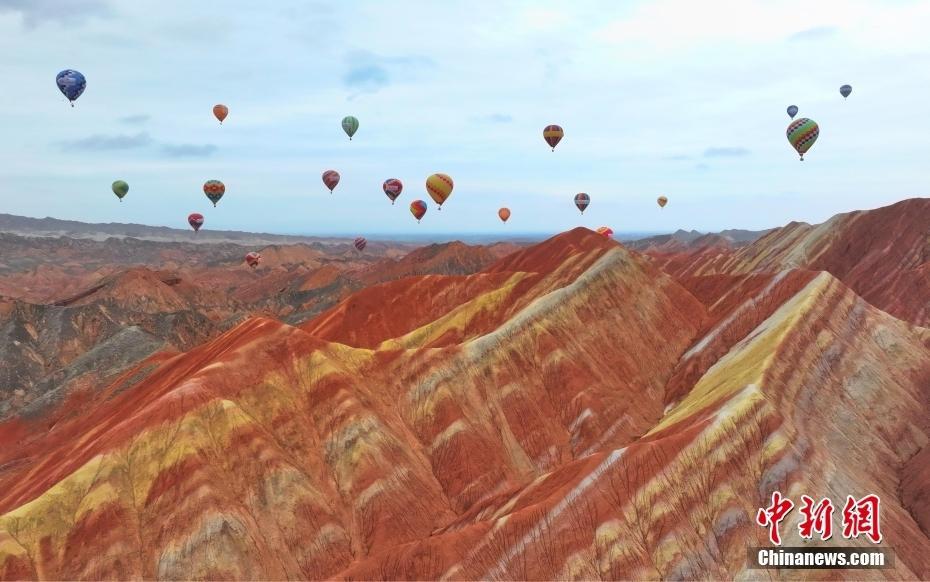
left=342, top=116, right=359, bottom=140
left=786, top=118, right=820, bottom=161
left=112, top=180, right=129, bottom=202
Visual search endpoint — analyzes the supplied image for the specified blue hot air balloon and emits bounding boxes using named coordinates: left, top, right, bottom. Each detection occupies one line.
left=787, top=105, right=798, bottom=119
left=56, top=70, right=86, bottom=107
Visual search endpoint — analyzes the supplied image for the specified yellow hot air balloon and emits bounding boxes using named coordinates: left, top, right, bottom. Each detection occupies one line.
left=657, top=196, right=668, bottom=208
left=426, top=173, right=454, bottom=210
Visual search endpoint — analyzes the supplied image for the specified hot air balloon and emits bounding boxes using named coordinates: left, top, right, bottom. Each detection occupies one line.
left=342, top=116, right=359, bottom=140
left=410, top=200, right=427, bottom=223
left=245, top=252, right=261, bottom=268
left=574, top=193, right=590, bottom=214
left=498, top=208, right=511, bottom=223
left=112, top=180, right=129, bottom=202
left=596, top=226, right=614, bottom=239
left=787, top=105, right=798, bottom=119
left=188, top=213, right=204, bottom=232
left=840, top=84, right=852, bottom=99
left=426, top=173, right=453, bottom=210
left=213, top=104, right=228, bottom=124
left=543, top=124, right=563, bottom=151
left=786, top=118, right=819, bottom=161
left=323, top=170, right=340, bottom=193
left=383, top=178, right=403, bottom=204
left=56, top=70, right=86, bottom=107
left=657, top=195, right=668, bottom=208
left=354, top=237, right=367, bottom=251
left=203, top=180, right=225, bottom=206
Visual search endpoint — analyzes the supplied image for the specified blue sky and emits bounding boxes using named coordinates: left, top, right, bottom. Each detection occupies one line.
left=1, top=0, right=928, bottom=236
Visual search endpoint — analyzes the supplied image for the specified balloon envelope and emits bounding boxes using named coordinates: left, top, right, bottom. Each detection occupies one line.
left=188, top=213, right=204, bottom=232
left=323, top=170, right=340, bottom=193
left=245, top=252, right=261, bottom=268
left=840, top=84, right=852, bottom=98
left=203, top=180, right=225, bottom=206
left=657, top=195, right=668, bottom=208
left=498, top=207, right=511, bottom=222
left=383, top=178, right=403, bottom=204
left=112, top=180, right=129, bottom=201
left=574, top=193, right=590, bottom=214
left=342, top=116, right=359, bottom=139
left=410, top=200, right=427, bottom=222
left=786, top=118, right=820, bottom=160
left=426, top=173, right=454, bottom=208
left=56, top=70, right=86, bottom=105
left=354, top=237, right=367, bottom=251
left=596, top=226, right=614, bottom=238
left=787, top=105, right=798, bottom=119
left=213, top=104, right=228, bottom=123
left=543, top=125, right=564, bottom=151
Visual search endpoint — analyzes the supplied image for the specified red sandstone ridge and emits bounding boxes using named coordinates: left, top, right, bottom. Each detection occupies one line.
left=643, top=197, right=930, bottom=326
left=0, top=207, right=929, bottom=580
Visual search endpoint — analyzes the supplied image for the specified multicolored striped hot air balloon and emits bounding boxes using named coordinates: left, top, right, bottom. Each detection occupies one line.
left=574, top=193, right=590, bottom=214
left=657, top=195, right=668, bottom=208
left=245, top=252, right=261, bottom=268
left=203, top=180, right=225, bottom=206
left=786, top=118, right=819, bottom=161
left=112, top=180, right=129, bottom=202
left=410, top=200, right=427, bottom=222
left=543, top=124, right=563, bottom=151
left=498, top=207, right=511, bottom=223
left=426, top=173, right=453, bottom=210
left=342, top=116, right=359, bottom=140
left=787, top=105, right=798, bottom=119
left=213, top=104, right=228, bottom=124
left=188, top=213, right=204, bottom=232
left=596, top=226, right=614, bottom=238
left=383, top=178, right=403, bottom=204
left=840, top=84, right=852, bottom=99
left=322, top=170, right=340, bottom=193
left=354, top=237, right=367, bottom=251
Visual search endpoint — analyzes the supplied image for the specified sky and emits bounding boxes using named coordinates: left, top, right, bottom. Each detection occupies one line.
left=1, top=0, right=929, bottom=237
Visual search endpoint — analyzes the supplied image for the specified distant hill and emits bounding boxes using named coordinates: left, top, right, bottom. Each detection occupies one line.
left=626, top=227, right=773, bottom=252
left=0, top=213, right=353, bottom=245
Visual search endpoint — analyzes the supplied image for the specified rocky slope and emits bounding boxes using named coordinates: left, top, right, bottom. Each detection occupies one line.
left=0, top=201, right=928, bottom=579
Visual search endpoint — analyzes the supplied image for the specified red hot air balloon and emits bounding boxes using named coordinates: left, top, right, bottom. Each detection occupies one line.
left=596, top=226, right=614, bottom=239
left=383, top=178, right=403, bottom=204
left=354, top=237, right=367, bottom=251
left=574, top=193, right=590, bottom=214
left=543, top=124, right=564, bottom=151
left=410, top=199, right=427, bottom=223
left=188, top=213, right=204, bottom=232
left=245, top=252, right=261, bottom=268
left=322, top=170, right=340, bottom=193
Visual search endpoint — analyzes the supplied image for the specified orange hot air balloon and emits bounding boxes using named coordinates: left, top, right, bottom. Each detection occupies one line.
left=498, top=208, right=511, bottom=223
left=657, top=195, right=668, bottom=208
left=213, top=104, right=228, bottom=124
left=410, top=199, right=427, bottom=222
left=425, top=173, right=453, bottom=210
left=596, top=226, right=614, bottom=238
